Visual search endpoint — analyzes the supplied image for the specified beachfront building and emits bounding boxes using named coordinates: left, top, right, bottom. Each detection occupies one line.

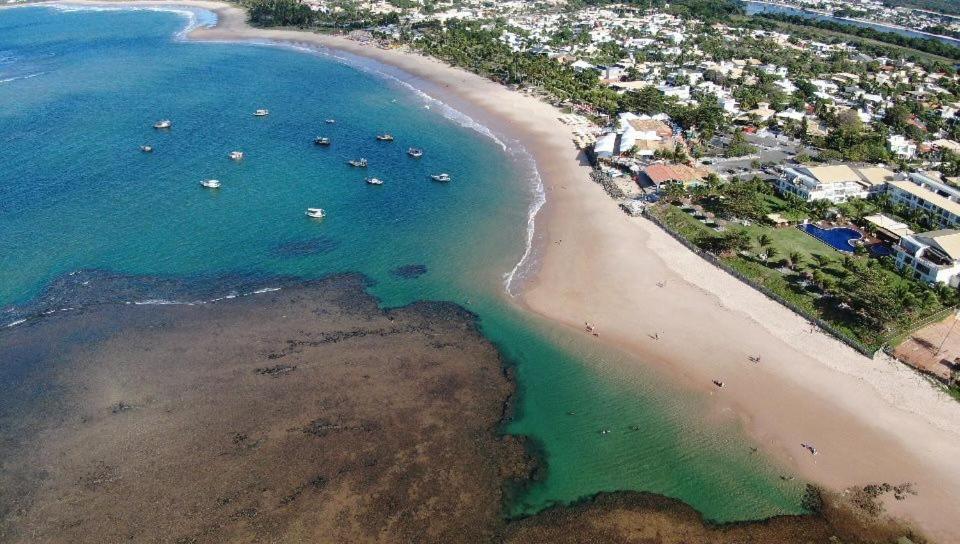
left=618, top=113, right=675, bottom=157
left=887, top=176, right=960, bottom=229
left=775, top=165, right=870, bottom=203
left=893, top=229, right=960, bottom=287
left=642, top=164, right=706, bottom=188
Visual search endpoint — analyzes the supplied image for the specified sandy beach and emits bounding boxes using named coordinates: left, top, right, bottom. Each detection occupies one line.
left=18, top=0, right=960, bottom=540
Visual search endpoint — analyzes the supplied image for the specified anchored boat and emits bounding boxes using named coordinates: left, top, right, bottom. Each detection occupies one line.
left=430, top=173, right=451, bottom=182
left=314, top=136, right=331, bottom=146
left=229, top=151, right=244, bottom=160
left=305, top=208, right=326, bottom=218
left=200, top=179, right=221, bottom=189
left=348, top=158, right=368, bottom=168
left=153, top=119, right=172, bottom=129
left=366, top=177, right=384, bottom=185
left=253, top=109, right=269, bottom=117
left=407, top=147, right=423, bottom=158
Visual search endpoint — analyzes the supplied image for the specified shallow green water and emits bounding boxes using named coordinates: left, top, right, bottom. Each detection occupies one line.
left=0, top=5, right=804, bottom=522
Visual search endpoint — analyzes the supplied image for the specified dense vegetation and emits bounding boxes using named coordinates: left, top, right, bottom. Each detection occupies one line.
left=754, top=13, right=960, bottom=61
left=246, top=0, right=401, bottom=29
left=413, top=22, right=729, bottom=134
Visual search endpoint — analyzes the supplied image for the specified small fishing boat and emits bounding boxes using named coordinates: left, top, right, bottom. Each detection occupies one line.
left=200, top=179, right=221, bottom=189
left=253, top=109, right=270, bottom=117
left=375, top=133, right=394, bottom=141
left=430, top=173, right=451, bottom=182
left=153, top=119, right=172, bottom=129
left=140, top=145, right=153, bottom=153
left=313, top=137, right=331, bottom=146
left=347, top=158, right=368, bottom=168
left=407, top=147, right=423, bottom=158
left=366, top=177, right=384, bottom=185
left=229, top=151, right=244, bottom=161
left=305, top=208, right=326, bottom=218
left=325, top=119, right=336, bottom=124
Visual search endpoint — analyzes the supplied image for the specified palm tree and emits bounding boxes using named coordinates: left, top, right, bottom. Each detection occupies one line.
left=787, top=251, right=804, bottom=270
left=765, top=246, right=780, bottom=263
left=757, top=234, right=772, bottom=249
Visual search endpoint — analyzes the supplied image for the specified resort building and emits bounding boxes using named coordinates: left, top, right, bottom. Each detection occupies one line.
left=887, top=177, right=960, bottom=229
left=775, top=165, right=870, bottom=203
left=894, top=229, right=960, bottom=287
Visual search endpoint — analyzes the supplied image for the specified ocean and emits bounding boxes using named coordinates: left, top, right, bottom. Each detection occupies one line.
left=0, top=4, right=805, bottom=523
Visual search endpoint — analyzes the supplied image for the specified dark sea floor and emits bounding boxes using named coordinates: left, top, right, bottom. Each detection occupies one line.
left=0, top=274, right=916, bottom=543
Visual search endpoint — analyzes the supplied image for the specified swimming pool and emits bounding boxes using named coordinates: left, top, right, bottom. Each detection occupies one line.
left=798, top=224, right=862, bottom=253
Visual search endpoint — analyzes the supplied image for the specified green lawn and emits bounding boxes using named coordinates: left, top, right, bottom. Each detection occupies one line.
left=647, top=203, right=947, bottom=349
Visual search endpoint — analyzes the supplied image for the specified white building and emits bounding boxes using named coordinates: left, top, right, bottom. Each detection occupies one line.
left=888, top=134, right=917, bottom=159
left=776, top=165, right=870, bottom=203
left=887, top=173, right=960, bottom=229
left=894, top=229, right=960, bottom=287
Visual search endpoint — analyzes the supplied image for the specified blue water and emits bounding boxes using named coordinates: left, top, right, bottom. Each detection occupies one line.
left=745, top=1, right=960, bottom=47
left=0, top=5, right=806, bottom=522
left=800, top=224, right=862, bottom=252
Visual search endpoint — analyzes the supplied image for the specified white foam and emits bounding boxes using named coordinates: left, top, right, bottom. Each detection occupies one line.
left=251, top=287, right=281, bottom=294
left=5, top=318, right=26, bottom=328
left=133, top=298, right=192, bottom=305
left=0, top=72, right=43, bottom=84
left=503, top=149, right=546, bottom=297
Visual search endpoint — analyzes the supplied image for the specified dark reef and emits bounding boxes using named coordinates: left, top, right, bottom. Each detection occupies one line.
left=0, top=273, right=922, bottom=543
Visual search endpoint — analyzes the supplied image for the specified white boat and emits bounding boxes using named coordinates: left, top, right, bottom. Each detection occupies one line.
left=314, top=137, right=331, bottom=146
left=348, top=158, right=368, bottom=168
left=153, top=119, right=172, bottom=129
left=229, top=151, right=244, bottom=160
left=325, top=119, right=336, bottom=124
left=407, top=147, right=423, bottom=158
left=430, top=173, right=451, bottom=182
left=305, top=208, right=326, bottom=218
left=140, top=145, right=154, bottom=153
left=375, top=133, right=394, bottom=141
left=253, top=109, right=269, bottom=117
left=200, top=179, right=221, bottom=189
left=366, top=177, right=384, bottom=185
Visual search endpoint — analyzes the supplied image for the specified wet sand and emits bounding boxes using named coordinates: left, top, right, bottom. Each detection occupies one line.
left=0, top=275, right=921, bottom=543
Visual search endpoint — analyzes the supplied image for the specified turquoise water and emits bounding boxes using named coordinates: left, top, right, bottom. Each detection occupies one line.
left=0, top=5, right=805, bottom=522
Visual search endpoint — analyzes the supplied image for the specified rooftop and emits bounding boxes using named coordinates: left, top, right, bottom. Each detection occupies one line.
left=890, top=180, right=960, bottom=218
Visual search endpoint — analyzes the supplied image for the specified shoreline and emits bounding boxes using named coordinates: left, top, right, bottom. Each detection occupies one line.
left=17, top=1, right=960, bottom=540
